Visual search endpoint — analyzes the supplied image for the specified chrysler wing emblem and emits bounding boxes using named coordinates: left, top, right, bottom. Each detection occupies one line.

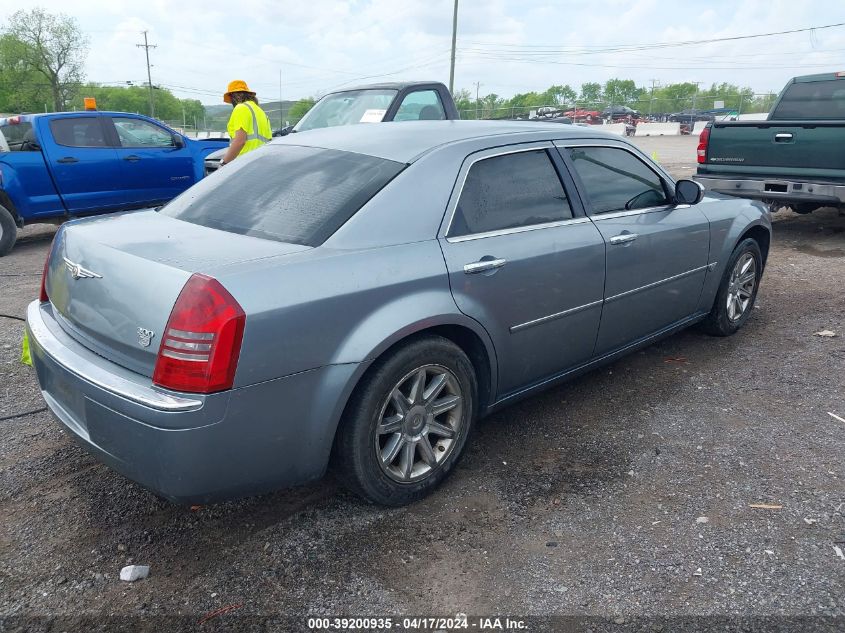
left=63, top=257, right=102, bottom=280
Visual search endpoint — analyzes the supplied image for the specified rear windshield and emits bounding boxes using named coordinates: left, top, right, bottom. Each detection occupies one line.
left=0, top=120, right=36, bottom=152
left=159, top=145, right=404, bottom=246
left=770, top=79, right=845, bottom=120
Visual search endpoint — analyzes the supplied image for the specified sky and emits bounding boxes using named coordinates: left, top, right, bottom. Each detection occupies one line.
left=8, top=0, right=845, bottom=105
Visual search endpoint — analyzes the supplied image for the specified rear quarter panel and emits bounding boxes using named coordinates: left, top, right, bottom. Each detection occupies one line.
left=0, top=149, right=64, bottom=220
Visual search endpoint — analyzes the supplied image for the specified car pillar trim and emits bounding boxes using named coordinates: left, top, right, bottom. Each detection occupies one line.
left=446, top=217, right=591, bottom=243
left=510, top=299, right=605, bottom=333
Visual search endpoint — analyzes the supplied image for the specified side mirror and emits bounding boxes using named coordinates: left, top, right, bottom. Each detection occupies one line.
left=675, top=179, right=704, bottom=205
left=172, top=134, right=185, bottom=148
left=273, top=125, right=294, bottom=137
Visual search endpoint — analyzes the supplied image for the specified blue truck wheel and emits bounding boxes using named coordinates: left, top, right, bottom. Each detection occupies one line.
left=0, top=205, right=17, bottom=257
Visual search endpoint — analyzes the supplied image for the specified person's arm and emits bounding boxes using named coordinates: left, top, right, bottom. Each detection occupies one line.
left=221, top=129, right=247, bottom=165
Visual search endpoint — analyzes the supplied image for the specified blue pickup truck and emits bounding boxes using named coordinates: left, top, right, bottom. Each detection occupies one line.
left=0, top=111, right=228, bottom=255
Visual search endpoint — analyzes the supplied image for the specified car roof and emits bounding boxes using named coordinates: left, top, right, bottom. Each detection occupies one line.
left=271, top=120, right=626, bottom=163
left=333, top=81, right=442, bottom=93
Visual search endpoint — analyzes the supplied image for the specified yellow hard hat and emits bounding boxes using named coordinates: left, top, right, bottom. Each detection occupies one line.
left=223, top=80, right=256, bottom=103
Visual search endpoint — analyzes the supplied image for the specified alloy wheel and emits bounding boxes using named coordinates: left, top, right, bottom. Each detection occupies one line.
left=726, top=252, right=757, bottom=322
left=374, top=364, right=463, bottom=483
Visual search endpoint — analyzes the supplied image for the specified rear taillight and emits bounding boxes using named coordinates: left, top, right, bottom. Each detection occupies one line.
left=39, top=238, right=55, bottom=302
left=696, top=126, right=711, bottom=164
left=153, top=274, right=246, bottom=394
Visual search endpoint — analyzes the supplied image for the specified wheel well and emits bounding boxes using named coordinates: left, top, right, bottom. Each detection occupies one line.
left=0, top=192, right=21, bottom=226
left=740, top=225, right=770, bottom=266
left=351, top=325, right=494, bottom=415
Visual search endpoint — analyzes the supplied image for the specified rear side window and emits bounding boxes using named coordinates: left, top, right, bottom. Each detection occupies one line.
left=771, top=79, right=845, bottom=120
left=567, top=147, right=668, bottom=214
left=394, top=90, right=446, bottom=121
left=49, top=118, right=107, bottom=147
left=160, top=145, right=404, bottom=246
left=449, top=149, right=573, bottom=237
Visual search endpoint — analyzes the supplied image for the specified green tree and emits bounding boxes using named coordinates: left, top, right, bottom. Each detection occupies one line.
left=0, top=34, right=52, bottom=113
left=287, top=97, right=315, bottom=122
left=5, top=8, right=88, bottom=111
left=579, top=82, right=602, bottom=104
left=603, top=78, right=643, bottom=105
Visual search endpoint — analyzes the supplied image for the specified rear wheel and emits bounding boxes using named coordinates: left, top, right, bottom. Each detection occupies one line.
left=0, top=205, right=17, bottom=257
left=333, top=336, right=476, bottom=506
left=700, top=238, right=762, bottom=337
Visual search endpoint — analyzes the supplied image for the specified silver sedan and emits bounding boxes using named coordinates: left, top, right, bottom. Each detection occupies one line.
left=26, top=121, right=771, bottom=506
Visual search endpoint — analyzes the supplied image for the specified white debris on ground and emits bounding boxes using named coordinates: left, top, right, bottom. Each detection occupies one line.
left=119, top=565, right=150, bottom=582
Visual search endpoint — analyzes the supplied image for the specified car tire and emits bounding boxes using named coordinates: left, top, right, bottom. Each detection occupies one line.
left=790, top=203, right=820, bottom=215
left=333, top=335, right=477, bottom=506
left=0, top=205, right=17, bottom=257
left=700, top=238, right=763, bottom=337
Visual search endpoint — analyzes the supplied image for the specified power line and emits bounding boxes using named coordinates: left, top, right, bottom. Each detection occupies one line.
left=462, top=21, right=845, bottom=53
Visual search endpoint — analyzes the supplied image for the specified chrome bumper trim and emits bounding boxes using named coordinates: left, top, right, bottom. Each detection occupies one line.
left=694, top=176, right=845, bottom=204
left=26, top=301, right=203, bottom=413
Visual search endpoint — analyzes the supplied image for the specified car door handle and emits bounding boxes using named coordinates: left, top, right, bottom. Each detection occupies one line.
left=609, top=233, right=638, bottom=245
left=123, top=155, right=141, bottom=162
left=774, top=133, right=793, bottom=142
left=463, top=258, right=507, bottom=274
left=56, top=156, right=78, bottom=164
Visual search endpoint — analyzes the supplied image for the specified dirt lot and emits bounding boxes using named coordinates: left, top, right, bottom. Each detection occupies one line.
left=1, top=136, right=843, bottom=631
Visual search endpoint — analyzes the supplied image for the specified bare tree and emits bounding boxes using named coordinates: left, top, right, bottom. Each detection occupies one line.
left=6, top=8, right=88, bottom=111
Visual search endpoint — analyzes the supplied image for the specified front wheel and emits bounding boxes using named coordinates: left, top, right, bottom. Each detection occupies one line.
left=0, top=205, right=17, bottom=257
left=333, top=336, right=476, bottom=506
left=700, top=238, right=763, bottom=336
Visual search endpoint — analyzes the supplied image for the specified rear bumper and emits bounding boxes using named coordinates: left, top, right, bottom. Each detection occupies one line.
left=26, top=300, right=360, bottom=503
left=694, top=175, right=845, bottom=206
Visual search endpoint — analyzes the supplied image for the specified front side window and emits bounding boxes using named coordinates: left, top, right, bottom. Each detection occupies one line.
left=160, top=145, right=404, bottom=246
left=113, top=118, right=175, bottom=147
left=449, top=149, right=573, bottom=237
left=567, top=147, right=668, bottom=214
left=394, top=90, right=446, bottom=121
left=49, top=118, right=107, bottom=148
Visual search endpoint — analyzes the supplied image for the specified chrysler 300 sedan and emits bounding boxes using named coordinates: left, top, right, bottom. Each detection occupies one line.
left=26, top=121, right=771, bottom=506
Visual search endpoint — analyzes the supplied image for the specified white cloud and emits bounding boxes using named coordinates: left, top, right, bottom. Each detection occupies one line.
left=5, top=0, right=845, bottom=103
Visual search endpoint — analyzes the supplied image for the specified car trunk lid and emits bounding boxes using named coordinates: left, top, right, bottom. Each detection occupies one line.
left=46, top=210, right=309, bottom=377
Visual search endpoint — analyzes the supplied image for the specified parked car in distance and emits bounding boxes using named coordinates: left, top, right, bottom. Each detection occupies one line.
left=668, top=109, right=713, bottom=124
left=204, top=81, right=459, bottom=174
left=0, top=111, right=228, bottom=256
left=28, top=121, right=771, bottom=506
left=564, top=108, right=601, bottom=123
left=601, top=105, right=640, bottom=120
left=696, top=71, right=845, bottom=214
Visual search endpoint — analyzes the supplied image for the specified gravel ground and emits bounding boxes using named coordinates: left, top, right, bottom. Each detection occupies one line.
left=0, top=137, right=843, bottom=632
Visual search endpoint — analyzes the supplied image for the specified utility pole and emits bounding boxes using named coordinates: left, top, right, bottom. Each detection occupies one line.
left=448, top=0, right=459, bottom=94
left=648, top=78, right=659, bottom=118
left=474, top=81, right=481, bottom=120
left=136, top=31, right=157, bottom=117
left=279, top=69, right=284, bottom=128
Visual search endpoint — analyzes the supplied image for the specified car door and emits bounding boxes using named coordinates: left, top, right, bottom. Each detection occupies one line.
left=40, top=115, right=125, bottom=213
left=438, top=143, right=606, bottom=397
left=107, top=116, right=194, bottom=205
left=558, top=142, right=711, bottom=356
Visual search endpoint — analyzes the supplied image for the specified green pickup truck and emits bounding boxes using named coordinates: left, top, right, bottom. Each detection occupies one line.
left=695, top=72, right=845, bottom=214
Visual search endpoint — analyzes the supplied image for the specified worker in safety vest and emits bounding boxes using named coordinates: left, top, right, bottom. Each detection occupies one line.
left=220, top=80, right=273, bottom=166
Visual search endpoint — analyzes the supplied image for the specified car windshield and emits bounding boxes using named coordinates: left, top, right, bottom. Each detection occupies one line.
left=295, top=89, right=397, bottom=132
left=159, top=145, right=404, bottom=246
